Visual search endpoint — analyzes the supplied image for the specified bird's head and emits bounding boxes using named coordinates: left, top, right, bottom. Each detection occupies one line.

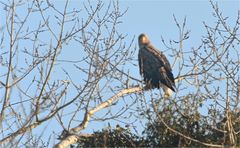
left=138, top=33, right=150, bottom=48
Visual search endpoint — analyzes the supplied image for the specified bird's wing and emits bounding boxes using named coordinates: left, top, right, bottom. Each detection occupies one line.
left=147, top=45, right=176, bottom=90
left=159, top=66, right=176, bottom=91
left=159, top=53, right=175, bottom=84
left=147, top=44, right=172, bottom=71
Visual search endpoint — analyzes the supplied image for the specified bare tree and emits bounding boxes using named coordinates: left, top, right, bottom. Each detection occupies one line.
left=143, top=1, right=240, bottom=147
left=0, top=0, right=239, bottom=148
left=0, top=0, right=140, bottom=147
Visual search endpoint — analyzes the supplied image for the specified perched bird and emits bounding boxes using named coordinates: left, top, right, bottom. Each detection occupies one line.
left=138, top=33, right=176, bottom=97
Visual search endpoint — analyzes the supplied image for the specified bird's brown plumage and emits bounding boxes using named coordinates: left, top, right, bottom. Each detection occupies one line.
left=138, top=33, right=175, bottom=93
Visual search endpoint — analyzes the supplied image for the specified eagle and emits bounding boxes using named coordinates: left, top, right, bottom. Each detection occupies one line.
left=138, top=33, right=176, bottom=97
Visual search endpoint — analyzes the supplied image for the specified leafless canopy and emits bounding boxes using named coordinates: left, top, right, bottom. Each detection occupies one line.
left=0, top=0, right=239, bottom=147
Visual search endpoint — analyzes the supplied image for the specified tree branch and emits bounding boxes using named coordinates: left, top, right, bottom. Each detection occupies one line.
left=54, top=86, right=143, bottom=148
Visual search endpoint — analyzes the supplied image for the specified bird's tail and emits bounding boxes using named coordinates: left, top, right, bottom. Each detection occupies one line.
left=162, top=85, right=174, bottom=98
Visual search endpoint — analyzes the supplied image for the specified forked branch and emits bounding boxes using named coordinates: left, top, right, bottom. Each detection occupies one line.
left=54, top=86, right=143, bottom=148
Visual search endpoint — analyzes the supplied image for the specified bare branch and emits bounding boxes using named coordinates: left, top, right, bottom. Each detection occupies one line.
left=55, top=86, right=143, bottom=148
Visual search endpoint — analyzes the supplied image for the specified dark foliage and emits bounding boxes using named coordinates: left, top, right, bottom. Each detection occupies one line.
left=76, top=110, right=240, bottom=147
left=76, top=125, right=146, bottom=147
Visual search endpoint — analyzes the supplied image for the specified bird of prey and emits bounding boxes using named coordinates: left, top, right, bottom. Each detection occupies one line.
left=138, top=33, right=176, bottom=97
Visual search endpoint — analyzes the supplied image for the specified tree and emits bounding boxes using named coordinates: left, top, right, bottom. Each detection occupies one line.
left=0, top=0, right=138, bottom=147
left=144, top=107, right=240, bottom=147
left=0, top=0, right=239, bottom=147
left=76, top=125, right=146, bottom=147
left=76, top=110, right=240, bottom=147
left=140, top=1, right=240, bottom=147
